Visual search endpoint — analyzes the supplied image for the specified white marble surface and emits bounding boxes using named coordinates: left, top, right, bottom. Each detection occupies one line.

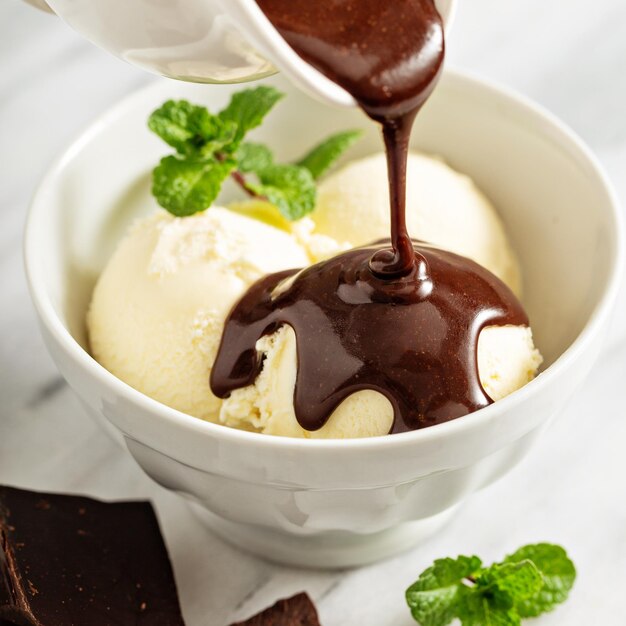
left=1, top=1, right=626, bottom=624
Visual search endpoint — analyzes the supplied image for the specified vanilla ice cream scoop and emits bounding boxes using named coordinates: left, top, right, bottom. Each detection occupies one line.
left=310, top=152, right=522, bottom=294
left=87, top=208, right=309, bottom=422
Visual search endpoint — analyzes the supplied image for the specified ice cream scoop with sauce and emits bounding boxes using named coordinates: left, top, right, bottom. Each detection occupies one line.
left=88, top=154, right=542, bottom=438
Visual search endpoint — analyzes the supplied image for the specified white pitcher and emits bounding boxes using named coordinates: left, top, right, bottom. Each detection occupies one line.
left=24, top=0, right=456, bottom=108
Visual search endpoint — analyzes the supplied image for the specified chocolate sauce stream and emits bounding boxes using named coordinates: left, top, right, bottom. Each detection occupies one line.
left=371, top=113, right=420, bottom=277
left=256, top=0, right=445, bottom=276
left=210, top=1, right=530, bottom=434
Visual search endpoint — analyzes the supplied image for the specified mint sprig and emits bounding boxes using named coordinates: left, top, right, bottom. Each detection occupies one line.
left=406, top=544, right=576, bottom=626
left=148, top=87, right=362, bottom=220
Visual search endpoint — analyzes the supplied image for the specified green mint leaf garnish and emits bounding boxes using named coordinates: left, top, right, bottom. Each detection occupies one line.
left=458, top=592, right=520, bottom=626
left=406, top=544, right=576, bottom=626
left=152, top=156, right=236, bottom=217
left=406, top=556, right=482, bottom=626
left=218, top=86, right=284, bottom=146
left=148, top=100, right=237, bottom=157
left=236, top=143, right=274, bottom=173
left=247, top=164, right=316, bottom=221
left=148, top=87, right=362, bottom=219
left=297, top=129, right=363, bottom=179
left=503, top=544, right=576, bottom=617
left=476, top=561, right=543, bottom=609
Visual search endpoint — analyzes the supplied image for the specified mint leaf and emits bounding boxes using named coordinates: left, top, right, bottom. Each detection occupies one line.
left=458, top=592, right=520, bottom=626
left=503, top=544, right=576, bottom=617
left=218, top=86, right=284, bottom=146
left=147, top=89, right=359, bottom=219
left=457, top=560, right=541, bottom=626
left=297, top=129, right=363, bottom=179
left=235, top=144, right=317, bottom=220
left=148, top=100, right=237, bottom=157
left=148, top=100, right=211, bottom=154
left=406, top=544, right=576, bottom=626
left=236, top=143, right=274, bottom=173
left=406, top=556, right=482, bottom=626
left=247, top=164, right=316, bottom=221
left=476, top=561, right=543, bottom=609
left=152, top=155, right=236, bottom=216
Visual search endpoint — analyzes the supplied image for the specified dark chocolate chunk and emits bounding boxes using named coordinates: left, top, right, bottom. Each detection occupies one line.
left=230, top=593, right=320, bottom=626
left=0, top=486, right=185, bottom=625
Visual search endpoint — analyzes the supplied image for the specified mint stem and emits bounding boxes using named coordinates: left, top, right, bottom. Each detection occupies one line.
left=230, top=169, right=258, bottom=198
left=215, top=150, right=265, bottom=201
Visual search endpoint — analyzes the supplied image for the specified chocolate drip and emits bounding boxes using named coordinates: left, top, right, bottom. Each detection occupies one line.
left=257, top=0, right=445, bottom=275
left=211, top=243, right=528, bottom=433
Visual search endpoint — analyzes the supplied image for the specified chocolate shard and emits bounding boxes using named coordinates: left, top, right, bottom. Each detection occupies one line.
left=0, top=486, right=185, bottom=626
left=230, top=593, right=321, bottom=626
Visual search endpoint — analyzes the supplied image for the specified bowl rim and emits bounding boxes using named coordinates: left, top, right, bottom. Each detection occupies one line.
left=24, top=67, right=624, bottom=452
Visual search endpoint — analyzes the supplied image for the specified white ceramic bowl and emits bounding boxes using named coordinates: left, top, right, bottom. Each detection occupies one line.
left=25, top=71, right=622, bottom=568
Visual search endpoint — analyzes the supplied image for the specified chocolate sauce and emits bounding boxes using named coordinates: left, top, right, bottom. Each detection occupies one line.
left=210, top=1, right=530, bottom=433
left=211, top=243, right=527, bottom=433
left=256, top=0, right=445, bottom=275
